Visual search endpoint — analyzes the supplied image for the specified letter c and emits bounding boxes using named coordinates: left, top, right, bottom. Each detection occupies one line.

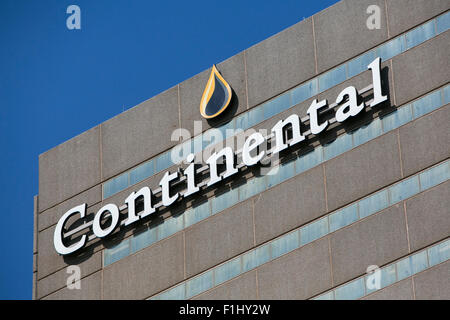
left=54, top=204, right=87, bottom=255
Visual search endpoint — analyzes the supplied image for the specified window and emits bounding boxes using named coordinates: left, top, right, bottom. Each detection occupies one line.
left=104, top=239, right=130, bottom=266
left=359, top=189, right=388, bottom=219
left=377, top=36, right=405, bottom=61
left=157, top=214, right=184, bottom=241
left=239, top=175, right=266, bottom=200
left=388, top=175, right=420, bottom=204
left=103, top=172, right=129, bottom=198
left=157, top=284, right=185, bottom=300
left=329, top=203, right=359, bottom=232
left=381, top=104, right=412, bottom=132
left=348, top=50, right=376, bottom=78
left=131, top=227, right=157, bottom=253
left=419, top=161, right=450, bottom=191
left=211, top=188, right=239, bottom=215
left=300, top=216, right=329, bottom=246
left=266, top=160, right=295, bottom=188
left=352, top=118, right=382, bottom=147
left=323, top=134, right=353, bottom=161
left=263, top=93, right=291, bottom=119
left=412, top=90, right=442, bottom=119
left=186, top=270, right=213, bottom=298
left=184, top=201, right=210, bottom=228
left=129, top=160, right=153, bottom=185
left=318, top=65, right=347, bottom=92
left=295, top=146, right=323, bottom=173
left=436, top=11, right=450, bottom=34
left=291, top=79, right=318, bottom=106
left=405, top=20, right=435, bottom=49
left=215, top=257, right=241, bottom=285
left=396, top=250, right=428, bottom=280
left=271, top=231, right=300, bottom=259
left=335, top=278, right=365, bottom=300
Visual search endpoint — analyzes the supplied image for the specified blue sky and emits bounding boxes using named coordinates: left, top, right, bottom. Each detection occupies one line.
left=0, top=0, right=339, bottom=299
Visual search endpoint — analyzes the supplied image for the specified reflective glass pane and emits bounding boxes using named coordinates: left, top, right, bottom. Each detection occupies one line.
left=319, top=65, right=347, bottom=92
left=295, top=146, right=323, bottom=173
left=323, top=134, right=353, bottom=161
left=300, top=216, right=329, bottom=246
left=218, top=119, right=236, bottom=140
left=271, top=231, right=299, bottom=259
left=436, top=12, right=450, bottom=34
left=352, top=118, right=382, bottom=147
left=405, top=20, right=435, bottom=49
left=410, top=251, right=429, bottom=274
left=131, top=227, right=157, bottom=253
left=157, top=214, right=184, bottom=240
left=380, top=264, right=397, bottom=289
left=313, top=291, right=334, bottom=300
left=335, top=278, right=365, bottom=300
left=444, top=85, right=450, bottom=105
left=242, top=250, right=257, bottom=272
left=329, top=203, right=359, bottom=232
left=155, top=151, right=173, bottom=173
left=397, top=250, right=428, bottom=280
left=255, top=244, right=272, bottom=266
left=263, top=93, right=291, bottom=119
left=419, top=161, right=450, bottom=191
left=377, top=36, right=405, bottom=61
left=184, top=201, right=210, bottom=228
left=247, top=106, right=264, bottom=128
left=412, top=90, right=442, bottom=118
left=291, top=79, right=318, bottom=106
left=192, top=134, right=203, bottom=155
left=214, top=257, right=241, bottom=286
left=235, top=112, right=249, bottom=130
left=103, top=173, right=129, bottom=199
left=365, top=264, right=397, bottom=295
left=159, top=284, right=185, bottom=300
left=266, top=159, right=295, bottom=188
left=239, top=175, right=266, bottom=200
left=186, top=270, right=213, bottom=298
left=381, top=104, right=413, bottom=132
left=428, top=240, right=450, bottom=267
left=179, top=139, right=193, bottom=158
left=211, top=188, right=239, bottom=215
left=129, top=160, right=154, bottom=185
left=348, top=50, right=375, bottom=78
left=203, top=128, right=221, bottom=149
left=396, top=257, right=412, bottom=281
left=359, top=189, right=388, bottom=219
left=388, top=175, right=420, bottom=204
left=104, top=239, right=130, bottom=266
left=242, top=244, right=271, bottom=272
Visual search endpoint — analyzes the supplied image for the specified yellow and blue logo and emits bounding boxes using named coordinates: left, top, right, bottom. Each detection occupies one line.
left=199, top=65, right=232, bottom=119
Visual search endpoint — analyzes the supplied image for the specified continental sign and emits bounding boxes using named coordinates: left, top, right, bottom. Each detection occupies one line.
left=54, top=57, right=387, bottom=255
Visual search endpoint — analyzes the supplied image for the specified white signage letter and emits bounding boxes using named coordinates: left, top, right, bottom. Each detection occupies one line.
left=271, top=114, right=305, bottom=154
left=242, top=132, right=265, bottom=166
left=368, top=57, right=388, bottom=107
left=307, top=99, right=329, bottom=135
left=183, top=153, right=200, bottom=197
left=54, top=204, right=87, bottom=255
left=160, top=171, right=180, bottom=207
left=335, top=86, right=364, bottom=122
left=206, top=147, right=238, bottom=187
left=93, top=203, right=120, bottom=238
left=124, top=186, right=155, bottom=226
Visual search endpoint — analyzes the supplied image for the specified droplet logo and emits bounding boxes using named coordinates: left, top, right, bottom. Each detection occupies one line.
left=199, top=65, right=232, bottom=119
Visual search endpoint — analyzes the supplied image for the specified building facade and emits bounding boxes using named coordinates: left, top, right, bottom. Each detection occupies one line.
left=33, top=0, right=450, bottom=300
